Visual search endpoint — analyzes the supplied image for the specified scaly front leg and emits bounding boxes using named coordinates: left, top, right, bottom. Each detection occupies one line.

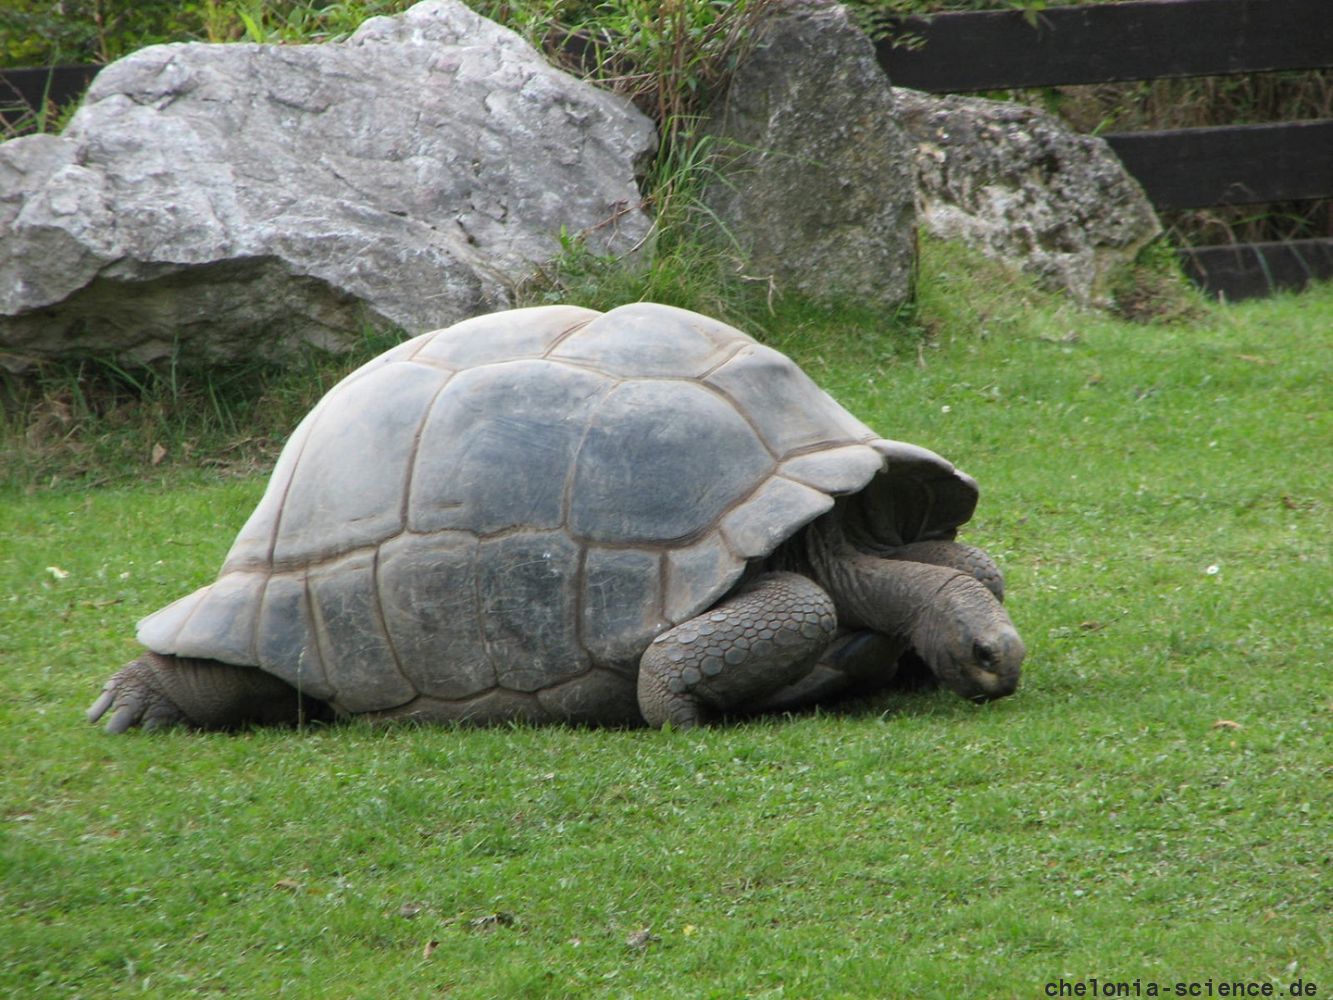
left=636, top=572, right=837, bottom=728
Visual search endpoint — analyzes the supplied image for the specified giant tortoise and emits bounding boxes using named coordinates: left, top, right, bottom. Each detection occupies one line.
left=88, top=303, right=1024, bottom=731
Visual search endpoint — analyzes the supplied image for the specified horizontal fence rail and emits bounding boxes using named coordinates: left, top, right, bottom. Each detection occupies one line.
left=877, top=0, right=1333, bottom=301
left=1103, top=120, right=1333, bottom=210
left=877, top=0, right=1333, bottom=92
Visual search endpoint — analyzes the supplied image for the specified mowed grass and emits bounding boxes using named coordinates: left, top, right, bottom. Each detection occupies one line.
left=2, top=245, right=1330, bottom=997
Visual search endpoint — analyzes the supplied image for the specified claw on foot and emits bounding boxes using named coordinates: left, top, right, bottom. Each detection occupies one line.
left=86, top=657, right=188, bottom=734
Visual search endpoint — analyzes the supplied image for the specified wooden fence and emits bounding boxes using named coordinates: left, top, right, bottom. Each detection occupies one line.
left=876, top=0, right=1333, bottom=301
left=0, top=63, right=99, bottom=129
left=3, top=0, right=1331, bottom=300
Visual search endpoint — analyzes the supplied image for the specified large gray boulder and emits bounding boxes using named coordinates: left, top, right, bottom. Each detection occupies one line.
left=0, top=0, right=655, bottom=366
left=893, top=88, right=1161, bottom=306
left=700, top=0, right=916, bottom=311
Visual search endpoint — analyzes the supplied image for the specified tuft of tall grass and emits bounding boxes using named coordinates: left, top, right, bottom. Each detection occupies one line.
left=0, top=326, right=408, bottom=492
left=507, top=1, right=774, bottom=149
left=520, top=118, right=779, bottom=329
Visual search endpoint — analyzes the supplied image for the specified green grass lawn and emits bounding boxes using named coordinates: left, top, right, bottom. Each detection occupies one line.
left=2, top=247, right=1329, bottom=997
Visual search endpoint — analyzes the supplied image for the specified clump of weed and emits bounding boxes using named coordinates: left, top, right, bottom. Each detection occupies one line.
left=504, top=1, right=783, bottom=330
left=1, top=327, right=406, bottom=492
left=1104, top=239, right=1206, bottom=324
left=519, top=124, right=776, bottom=331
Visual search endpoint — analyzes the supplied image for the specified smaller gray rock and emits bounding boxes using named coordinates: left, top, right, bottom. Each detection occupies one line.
left=700, top=0, right=916, bottom=310
left=893, top=88, right=1161, bottom=306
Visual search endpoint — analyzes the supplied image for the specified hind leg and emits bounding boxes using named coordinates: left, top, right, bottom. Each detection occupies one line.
left=87, top=652, right=332, bottom=733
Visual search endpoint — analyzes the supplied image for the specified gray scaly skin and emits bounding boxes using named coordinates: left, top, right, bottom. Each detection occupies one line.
left=802, top=510, right=1023, bottom=701
left=637, top=573, right=838, bottom=728
left=888, top=539, right=1005, bottom=602
left=636, top=515, right=1023, bottom=728
left=86, top=653, right=331, bottom=733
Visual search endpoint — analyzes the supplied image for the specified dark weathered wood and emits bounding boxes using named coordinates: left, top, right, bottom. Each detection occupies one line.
left=1179, top=238, right=1333, bottom=301
left=1104, top=120, right=1333, bottom=209
left=878, top=0, right=1333, bottom=92
left=0, top=64, right=101, bottom=125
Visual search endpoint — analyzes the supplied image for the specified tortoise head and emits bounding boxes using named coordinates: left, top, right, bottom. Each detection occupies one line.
left=914, top=574, right=1024, bottom=701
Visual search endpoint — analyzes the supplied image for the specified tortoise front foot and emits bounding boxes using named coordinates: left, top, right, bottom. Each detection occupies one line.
left=87, top=654, right=191, bottom=734
left=637, top=572, right=837, bottom=729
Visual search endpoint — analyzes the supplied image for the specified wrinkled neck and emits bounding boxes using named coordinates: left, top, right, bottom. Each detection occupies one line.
left=803, top=514, right=964, bottom=639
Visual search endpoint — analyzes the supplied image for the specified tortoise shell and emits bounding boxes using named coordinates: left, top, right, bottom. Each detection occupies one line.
left=137, top=303, right=977, bottom=723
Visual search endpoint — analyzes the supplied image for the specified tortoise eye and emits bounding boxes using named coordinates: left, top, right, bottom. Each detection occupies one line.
left=972, top=641, right=995, bottom=667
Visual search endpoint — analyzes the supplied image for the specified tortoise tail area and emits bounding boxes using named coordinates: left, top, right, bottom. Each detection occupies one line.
left=87, top=652, right=334, bottom=733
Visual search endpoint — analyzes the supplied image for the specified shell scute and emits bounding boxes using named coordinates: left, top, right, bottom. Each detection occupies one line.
left=719, top=476, right=834, bottom=560
left=376, top=531, right=492, bottom=701
left=136, top=586, right=206, bottom=656
left=307, top=549, right=411, bottom=713
left=407, top=359, right=612, bottom=535
left=581, top=546, right=668, bottom=668
left=568, top=379, right=772, bottom=545
left=139, top=571, right=263, bottom=666
left=255, top=572, right=325, bottom=697
left=706, top=344, right=876, bottom=456
left=662, top=533, right=746, bottom=624
left=224, top=401, right=326, bottom=573
left=536, top=669, right=641, bottom=724
left=779, top=444, right=886, bottom=495
left=408, top=304, right=599, bottom=369
left=548, top=301, right=744, bottom=377
left=476, top=531, right=587, bottom=692
left=270, top=361, right=450, bottom=565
